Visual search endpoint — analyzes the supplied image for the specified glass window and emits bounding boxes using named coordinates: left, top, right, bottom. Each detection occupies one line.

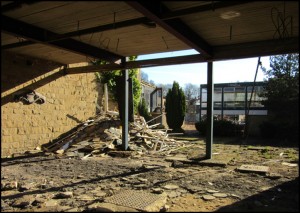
left=201, top=88, right=207, bottom=102
left=224, top=87, right=235, bottom=92
left=235, top=87, right=245, bottom=93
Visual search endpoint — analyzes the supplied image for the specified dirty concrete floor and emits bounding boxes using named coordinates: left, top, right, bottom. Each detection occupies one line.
left=1, top=126, right=299, bottom=212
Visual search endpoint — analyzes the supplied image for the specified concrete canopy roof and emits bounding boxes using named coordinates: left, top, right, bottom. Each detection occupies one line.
left=1, top=1, right=299, bottom=65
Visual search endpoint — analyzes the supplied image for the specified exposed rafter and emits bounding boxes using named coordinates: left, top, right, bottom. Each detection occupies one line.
left=2, top=40, right=35, bottom=50
left=65, top=37, right=298, bottom=74
left=66, top=54, right=207, bottom=74
left=1, top=15, right=123, bottom=62
left=161, top=1, right=252, bottom=20
left=1, top=17, right=153, bottom=50
left=1, top=1, right=39, bottom=13
left=2, top=1, right=298, bottom=59
left=126, top=1, right=213, bottom=58
left=1, top=1, right=251, bottom=51
left=213, top=37, right=299, bottom=60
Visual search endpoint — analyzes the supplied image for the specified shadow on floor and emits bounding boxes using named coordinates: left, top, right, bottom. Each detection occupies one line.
left=215, top=178, right=299, bottom=212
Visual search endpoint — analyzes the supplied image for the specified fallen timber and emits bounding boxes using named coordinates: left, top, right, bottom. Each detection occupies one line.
left=41, top=112, right=192, bottom=159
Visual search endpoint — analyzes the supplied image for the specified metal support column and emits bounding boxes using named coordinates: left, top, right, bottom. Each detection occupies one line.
left=121, top=57, right=129, bottom=150
left=150, top=91, right=153, bottom=112
left=206, top=62, right=213, bottom=159
left=160, top=88, right=163, bottom=123
left=199, top=85, right=202, bottom=121
left=221, top=86, right=224, bottom=120
left=245, top=86, right=248, bottom=118
left=160, top=88, right=163, bottom=110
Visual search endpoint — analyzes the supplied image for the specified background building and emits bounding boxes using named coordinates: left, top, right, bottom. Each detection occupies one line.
left=199, top=81, right=268, bottom=135
left=199, top=82, right=267, bottom=121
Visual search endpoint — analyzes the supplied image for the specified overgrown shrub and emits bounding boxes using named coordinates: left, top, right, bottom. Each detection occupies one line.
left=94, top=56, right=141, bottom=114
left=260, top=121, right=298, bottom=143
left=259, top=122, right=278, bottom=139
left=195, top=119, right=241, bottom=137
left=138, top=98, right=151, bottom=121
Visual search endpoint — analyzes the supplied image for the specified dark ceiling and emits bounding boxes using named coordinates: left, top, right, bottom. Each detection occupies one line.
left=1, top=1, right=299, bottom=65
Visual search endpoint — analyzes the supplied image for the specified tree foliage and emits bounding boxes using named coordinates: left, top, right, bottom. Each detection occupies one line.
left=184, top=83, right=199, bottom=100
left=156, top=83, right=172, bottom=97
left=95, top=56, right=141, bottom=113
left=141, top=71, right=149, bottom=82
left=260, top=53, right=299, bottom=142
left=195, top=118, right=243, bottom=137
left=138, top=97, right=151, bottom=121
left=165, top=81, right=186, bottom=132
left=155, top=83, right=199, bottom=101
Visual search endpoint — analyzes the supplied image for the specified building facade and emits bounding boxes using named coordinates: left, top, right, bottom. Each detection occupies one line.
left=199, top=82, right=268, bottom=136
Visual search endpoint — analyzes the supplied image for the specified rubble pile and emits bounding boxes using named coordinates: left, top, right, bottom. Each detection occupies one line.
left=42, top=112, right=189, bottom=158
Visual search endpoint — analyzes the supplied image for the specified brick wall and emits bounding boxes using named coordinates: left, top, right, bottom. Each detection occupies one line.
left=1, top=51, right=104, bottom=157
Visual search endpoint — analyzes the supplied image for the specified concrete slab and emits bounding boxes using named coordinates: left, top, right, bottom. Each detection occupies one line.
left=247, top=146, right=268, bottom=151
left=104, top=190, right=167, bottom=212
left=202, top=194, right=215, bottom=200
left=237, top=164, right=269, bottom=174
left=197, top=159, right=229, bottom=167
left=165, top=156, right=192, bottom=163
left=87, top=202, right=139, bottom=212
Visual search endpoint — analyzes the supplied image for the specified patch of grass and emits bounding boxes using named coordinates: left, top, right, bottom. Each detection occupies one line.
left=260, top=149, right=268, bottom=154
left=286, top=152, right=299, bottom=162
left=262, top=153, right=273, bottom=159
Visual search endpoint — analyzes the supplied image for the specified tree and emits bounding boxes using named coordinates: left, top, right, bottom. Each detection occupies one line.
left=165, top=81, right=186, bottom=132
left=156, top=83, right=172, bottom=97
left=94, top=56, right=141, bottom=114
left=141, top=71, right=149, bottom=82
left=149, top=79, right=155, bottom=85
left=259, top=53, right=299, bottom=142
left=184, top=83, right=199, bottom=100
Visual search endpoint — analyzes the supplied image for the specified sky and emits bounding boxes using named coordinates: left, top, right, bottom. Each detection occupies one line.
left=137, top=49, right=271, bottom=87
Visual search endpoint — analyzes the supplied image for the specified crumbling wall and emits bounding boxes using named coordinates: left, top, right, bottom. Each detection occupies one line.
left=1, top=51, right=102, bottom=157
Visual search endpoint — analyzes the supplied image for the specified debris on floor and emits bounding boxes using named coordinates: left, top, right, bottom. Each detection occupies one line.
left=236, top=164, right=269, bottom=174
left=41, top=112, right=191, bottom=158
left=104, top=190, right=167, bottom=212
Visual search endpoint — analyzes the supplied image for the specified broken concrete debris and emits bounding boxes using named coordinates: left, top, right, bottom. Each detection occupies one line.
left=237, top=164, right=269, bottom=175
left=42, top=112, right=188, bottom=158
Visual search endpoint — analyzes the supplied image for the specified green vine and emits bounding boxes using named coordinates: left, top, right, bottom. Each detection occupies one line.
left=94, top=56, right=141, bottom=113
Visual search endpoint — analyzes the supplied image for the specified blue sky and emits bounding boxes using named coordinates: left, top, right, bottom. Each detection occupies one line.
left=137, top=49, right=271, bottom=87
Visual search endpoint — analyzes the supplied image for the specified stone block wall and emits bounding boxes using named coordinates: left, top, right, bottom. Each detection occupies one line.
left=1, top=51, right=103, bottom=157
